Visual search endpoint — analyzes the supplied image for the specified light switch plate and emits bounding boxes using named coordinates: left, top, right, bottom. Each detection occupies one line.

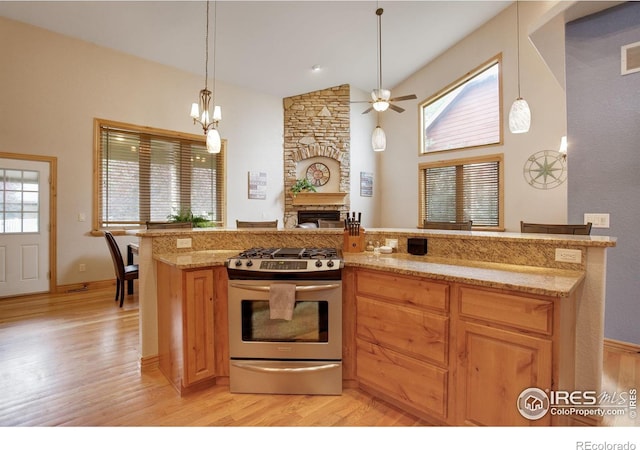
left=584, top=213, right=610, bottom=229
left=555, top=248, right=582, bottom=263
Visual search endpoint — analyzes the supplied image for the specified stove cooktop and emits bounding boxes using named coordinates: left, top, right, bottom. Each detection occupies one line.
left=235, top=247, right=340, bottom=260
left=226, top=247, right=343, bottom=279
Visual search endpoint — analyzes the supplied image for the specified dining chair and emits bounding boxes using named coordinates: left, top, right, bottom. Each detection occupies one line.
left=236, top=220, right=278, bottom=228
left=423, top=220, right=473, bottom=230
left=104, top=231, right=139, bottom=307
left=520, top=221, right=592, bottom=235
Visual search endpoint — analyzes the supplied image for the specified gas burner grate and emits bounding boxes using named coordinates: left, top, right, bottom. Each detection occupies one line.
left=235, top=247, right=339, bottom=260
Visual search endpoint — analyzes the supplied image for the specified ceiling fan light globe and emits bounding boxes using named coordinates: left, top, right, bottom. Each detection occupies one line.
left=373, top=101, right=389, bottom=112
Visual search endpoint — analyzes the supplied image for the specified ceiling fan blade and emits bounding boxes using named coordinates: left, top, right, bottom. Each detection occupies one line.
left=361, top=107, right=374, bottom=114
left=389, top=94, right=417, bottom=102
left=388, top=103, right=405, bottom=113
left=350, top=100, right=372, bottom=104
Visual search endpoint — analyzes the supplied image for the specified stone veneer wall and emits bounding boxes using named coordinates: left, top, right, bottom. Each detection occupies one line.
left=283, top=84, right=350, bottom=228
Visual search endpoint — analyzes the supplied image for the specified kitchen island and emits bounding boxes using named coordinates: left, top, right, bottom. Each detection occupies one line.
left=130, top=227, right=615, bottom=425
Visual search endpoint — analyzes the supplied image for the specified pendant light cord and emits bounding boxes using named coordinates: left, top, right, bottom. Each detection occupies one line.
left=204, top=1, right=209, bottom=91
left=376, top=6, right=383, bottom=92
left=212, top=0, right=217, bottom=105
left=516, top=0, right=521, bottom=98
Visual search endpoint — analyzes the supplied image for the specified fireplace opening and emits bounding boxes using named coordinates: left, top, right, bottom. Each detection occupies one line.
left=297, top=210, right=341, bottom=226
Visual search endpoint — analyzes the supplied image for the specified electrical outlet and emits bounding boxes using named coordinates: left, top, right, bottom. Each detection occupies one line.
left=176, top=238, right=192, bottom=249
left=77, top=213, right=86, bottom=222
left=78, top=263, right=86, bottom=272
left=555, top=248, right=582, bottom=263
left=584, top=213, right=610, bottom=229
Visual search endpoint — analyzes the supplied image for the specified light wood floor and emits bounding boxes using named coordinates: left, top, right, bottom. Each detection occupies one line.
left=0, top=287, right=637, bottom=427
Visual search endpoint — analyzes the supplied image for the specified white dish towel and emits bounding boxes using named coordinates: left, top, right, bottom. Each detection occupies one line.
left=269, top=283, right=296, bottom=320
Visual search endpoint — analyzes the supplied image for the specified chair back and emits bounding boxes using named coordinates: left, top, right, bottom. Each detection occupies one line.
left=146, top=221, right=192, bottom=229
left=520, top=221, right=592, bottom=235
left=423, top=220, right=473, bottom=230
left=104, top=231, right=125, bottom=279
left=236, top=220, right=278, bottom=228
left=318, top=219, right=344, bottom=229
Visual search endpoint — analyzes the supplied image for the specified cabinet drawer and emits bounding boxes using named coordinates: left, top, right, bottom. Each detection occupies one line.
left=357, top=296, right=448, bottom=365
left=356, top=270, right=449, bottom=312
left=458, top=286, right=553, bottom=335
left=357, top=339, right=447, bottom=419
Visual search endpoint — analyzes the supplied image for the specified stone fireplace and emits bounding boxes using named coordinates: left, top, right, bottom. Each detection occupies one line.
left=283, top=84, right=350, bottom=228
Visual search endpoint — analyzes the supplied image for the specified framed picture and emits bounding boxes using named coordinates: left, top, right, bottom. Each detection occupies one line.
left=248, top=171, right=267, bottom=199
left=360, top=172, right=373, bottom=197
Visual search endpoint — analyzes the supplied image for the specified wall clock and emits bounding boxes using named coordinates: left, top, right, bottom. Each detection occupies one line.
left=523, top=150, right=567, bottom=190
left=305, top=162, right=330, bottom=187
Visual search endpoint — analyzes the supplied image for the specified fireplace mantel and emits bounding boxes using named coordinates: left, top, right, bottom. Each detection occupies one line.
left=291, top=192, right=347, bottom=206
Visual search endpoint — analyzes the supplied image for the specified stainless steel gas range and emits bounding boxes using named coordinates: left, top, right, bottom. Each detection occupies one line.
left=225, top=247, right=343, bottom=395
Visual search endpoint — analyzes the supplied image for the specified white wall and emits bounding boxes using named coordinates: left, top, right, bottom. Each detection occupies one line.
left=349, top=86, right=379, bottom=229
left=377, top=2, right=568, bottom=231
left=0, top=16, right=282, bottom=286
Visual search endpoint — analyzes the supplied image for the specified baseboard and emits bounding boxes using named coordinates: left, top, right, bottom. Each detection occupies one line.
left=604, top=338, right=640, bottom=354
left=55, top=279, right=117, bottom=294
left=140, top=355, right=159, bottom=372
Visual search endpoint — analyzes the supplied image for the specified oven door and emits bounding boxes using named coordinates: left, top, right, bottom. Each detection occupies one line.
left=228, top=279, right=342, bottom=361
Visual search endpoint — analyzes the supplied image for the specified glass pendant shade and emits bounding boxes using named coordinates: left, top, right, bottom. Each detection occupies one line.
left=206, top=128, right=221, bottom=154
left=371, top=126, right=386, bottom=152
left=508, top=97, right=531, bottom=133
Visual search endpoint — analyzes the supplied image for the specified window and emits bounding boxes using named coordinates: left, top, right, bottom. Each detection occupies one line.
left=420, top=55, right=502, bottom=154
left=0, top=169, right=39, bottom=233
left=94, top=119, right=225, bottom=229
left=419, top=154, right=503, bottom=230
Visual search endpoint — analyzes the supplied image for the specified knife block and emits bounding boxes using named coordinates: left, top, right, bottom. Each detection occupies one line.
left=343, top=228, right=365, bottom=253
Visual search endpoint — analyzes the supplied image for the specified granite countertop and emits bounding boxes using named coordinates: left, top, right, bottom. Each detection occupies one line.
left=343, top=252, right=584, bottom=298
left=154, top=249, right=584, bottom=298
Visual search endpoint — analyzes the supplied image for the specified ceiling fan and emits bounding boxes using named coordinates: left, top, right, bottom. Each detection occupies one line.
left=353, top=8, right=417, bottom=115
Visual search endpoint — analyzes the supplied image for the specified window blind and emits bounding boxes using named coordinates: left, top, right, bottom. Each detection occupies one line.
left=97, top=120, right=225, bottom=228
left=421, top=156, right=501, bottom=228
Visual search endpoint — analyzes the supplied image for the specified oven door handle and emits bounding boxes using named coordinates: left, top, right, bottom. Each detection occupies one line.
left=229, top=283, right=340, bottom=293
left=231, top=361, right=341, bottom=374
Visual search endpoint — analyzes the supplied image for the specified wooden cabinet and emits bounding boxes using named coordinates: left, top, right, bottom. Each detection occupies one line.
left=157, top=263, right=218, bottom=395
left=355, top=269, right=450, bottom=422
left=454, top=285, right=574, bottom=426
left=352, top=269, right=577, bottom=426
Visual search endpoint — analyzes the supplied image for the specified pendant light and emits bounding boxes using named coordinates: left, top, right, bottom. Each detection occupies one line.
left=508, top=1, right=531, bottom=134
left=190, top=1, right=222, bottom=153
left=372, top=124, right=386, bottom=152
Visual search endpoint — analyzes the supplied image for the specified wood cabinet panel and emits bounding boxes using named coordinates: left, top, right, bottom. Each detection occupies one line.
left=357, top=339, right=448, bottom=419
left=356, top=269, right=449, bottom=312
left=458, top=286, right=553, bottom=335
left=184, top=269, right=215, bottom=385
left=357, top=295, right=448, bottom=366
left=456, top=320, right=552, bottom=426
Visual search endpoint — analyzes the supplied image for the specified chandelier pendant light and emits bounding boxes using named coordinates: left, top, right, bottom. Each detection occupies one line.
left=509, top=1, right=531, bottom=134
left=190, top=1, right=222, bottom=153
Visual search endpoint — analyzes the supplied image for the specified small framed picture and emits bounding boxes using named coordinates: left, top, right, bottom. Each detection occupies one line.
left=248, top=171, right=267, bottom=199
left=360, top=172, right=373, bottom=197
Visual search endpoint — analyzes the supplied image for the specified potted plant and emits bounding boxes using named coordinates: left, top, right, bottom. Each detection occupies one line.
left=290, top=178, right=317, bottom=195
left=167, top=209, right=214, bottom=228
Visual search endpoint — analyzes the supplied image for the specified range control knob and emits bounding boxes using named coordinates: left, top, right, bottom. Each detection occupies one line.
left=315, top=259, right=323, bottom=268
left=235, top=259, right=242, bottom=267
left=246, top=260, right=253, bottom=267
left=327, top=260, right=334, bottom=268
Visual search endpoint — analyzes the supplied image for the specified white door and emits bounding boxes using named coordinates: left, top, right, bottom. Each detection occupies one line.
left=0, top=158, right=50, bottom=297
